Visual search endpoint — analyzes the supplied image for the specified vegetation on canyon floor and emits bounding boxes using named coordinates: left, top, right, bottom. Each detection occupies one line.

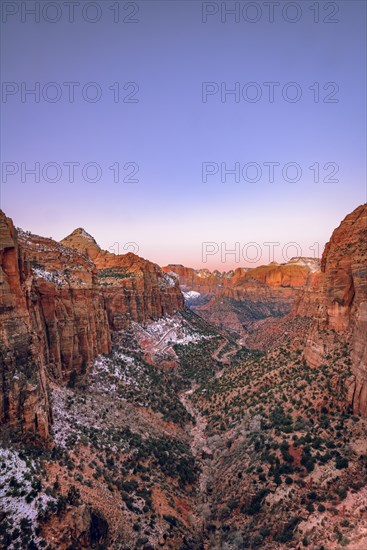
left=1, top=314, right=366, bottom=550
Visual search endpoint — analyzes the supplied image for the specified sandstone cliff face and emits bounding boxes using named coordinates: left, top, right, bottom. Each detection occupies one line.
left=18, top=230, right=112, bottom=381
left=301, top=204, right=367, bottom=415
left=1, top=218, right=185, bottom=437
left=62, top=229, right=185, bottom=330
left=0, top=212, right=50, bottom=437
left=0, top=213, right=112, bottom=437
left=162, top=265, right=232, bottom=298
left=165, top=259, right=319, bottom=333
left=164, top=259, right=318, bottom=296
left=222, top=262, right=314, bottom=315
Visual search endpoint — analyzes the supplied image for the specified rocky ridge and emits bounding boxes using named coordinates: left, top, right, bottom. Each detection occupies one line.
left=61, top=228, right=184, bottom=330
left=0, top=204, right=366, bottom=550
left=164, top=258, right=320, bottom=334
left=301, top=204, right=367, bottom=415
left=0, top=213, right=184, bottom=438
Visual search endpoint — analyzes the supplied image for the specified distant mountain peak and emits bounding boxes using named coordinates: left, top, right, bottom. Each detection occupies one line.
left=68, top=227, right=98, bottom=242
left=286, top=257, right=320, bottom=272
left=61, top=227, right=101, bottom=259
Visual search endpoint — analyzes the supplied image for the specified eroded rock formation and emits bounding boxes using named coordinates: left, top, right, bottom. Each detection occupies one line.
left=165, top=258, right=319, bottom=333
left=0, top=212, right=51, bottom=436
left=301, top=204, right=367, bottom=415
left=0, top=214, right=184, bottom=437
left=61, top=228, right=185, bottom=329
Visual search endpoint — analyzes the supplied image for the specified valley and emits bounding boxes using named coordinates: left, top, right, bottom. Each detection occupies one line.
left=0, top=204, right=366, bottom=549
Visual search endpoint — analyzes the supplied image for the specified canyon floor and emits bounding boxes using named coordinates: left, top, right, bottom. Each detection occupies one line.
left=1, top=309, right=367, bottom=550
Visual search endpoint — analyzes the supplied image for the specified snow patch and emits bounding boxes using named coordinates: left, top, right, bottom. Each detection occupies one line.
left=32, top=267, right=65, bottom=285
left=195, top=269, right=212, bottom=279
left=287, top=257, right=320, bottom=273
left=160, top=272, right=176, bottom=288
left=183, top=290, right=201, bottom=300
left=0, top=446, right=55, bottom=548
left=134, top=315, right=212, bottom=350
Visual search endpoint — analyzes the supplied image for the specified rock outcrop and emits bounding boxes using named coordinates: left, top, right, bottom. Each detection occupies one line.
left=1, top=212, right=51, bottom=437
left=301, top=204, right=367, bottom=415
left=18, top=230, right=112, bottom=381
left=162, top=265, right=233, bottom=300
left=0, top=215, right=184, bottom=437
left=61, top=229, right=185, bottom=330
left=165, top=259, right=319, bottom=333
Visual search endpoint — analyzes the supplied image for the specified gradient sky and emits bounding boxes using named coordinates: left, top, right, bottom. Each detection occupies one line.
left=1, top=0, right=366, bottom=270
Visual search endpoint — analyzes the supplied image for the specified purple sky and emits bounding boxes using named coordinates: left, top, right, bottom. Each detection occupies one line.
left=1, top=0, right=366, bottom=270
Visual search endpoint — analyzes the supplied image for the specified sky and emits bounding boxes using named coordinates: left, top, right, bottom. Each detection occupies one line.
left=1, top=0, right=366, bottom=270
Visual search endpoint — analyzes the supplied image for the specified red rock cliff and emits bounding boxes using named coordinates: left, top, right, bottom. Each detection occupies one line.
left=165, top=259, right=319, bottom=333
left=301, top=204, right=367, bottom=415
left=0, top=212, right=112, bottom=437
left=18, top=230, right=112, bottom=381
left=61, top=229, right=185, bottom=330
left=0, top=212, right=50, bottom=436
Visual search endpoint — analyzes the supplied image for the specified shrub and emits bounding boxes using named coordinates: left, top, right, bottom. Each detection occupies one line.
left=163, top=515, right=178, bottom=527
left=275, top=517, right=300, bottom=543
left=335, top=456, right=348, bottom=469
left=67, top=485, right=81, bottom=506
left=57, top=495, right=67, bottom=515
left=241, top=489, right=269, bottom=515
left=67, top=370, right=77, bottom=388
left=301, top=448, right=315, bottom=472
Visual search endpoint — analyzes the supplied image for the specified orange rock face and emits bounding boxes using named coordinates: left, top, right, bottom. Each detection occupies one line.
left=164, top=260, right=317, bottom=295
left=221, top=262, right=314, bottom=311
left=301, top=204, right=367, bottom=415
left=19, top=230, right=112, bottom=380
left=62, top=229, right=185, bottom=330
left=1, top=219, right=185, bottom=438
left=164, top=259, right=318, bottom=333
left=0, top=212, right=51, bottom=437
left=1, top=215, right=109, bottom=437
left=162, top=265, right=230, bottom=297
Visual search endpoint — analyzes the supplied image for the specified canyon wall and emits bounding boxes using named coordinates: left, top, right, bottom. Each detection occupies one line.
left=18, top=229, right=112, bottom=381
left=163, top=265, right=234, bottom=298
left=0, top=212, right=112, bottom=437
left=164, top=259, right=319, bottom=296
left=301, top=204, right=367, bottom=415
left=1, top=203, right=365, bottom=441
left=61, top=228, right=185, bottom=330
left=0, top=214, right=184, bottom=437
left=1, top=212, right=51, bottom=437
left=165, top=259, right=319, bottom=333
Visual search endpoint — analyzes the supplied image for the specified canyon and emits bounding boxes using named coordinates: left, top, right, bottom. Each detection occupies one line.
left=0, top=213, right=184, bottom=439
left=0, top=203, right=366, bottom=550
left=163, top=258, right=320, bottom=334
